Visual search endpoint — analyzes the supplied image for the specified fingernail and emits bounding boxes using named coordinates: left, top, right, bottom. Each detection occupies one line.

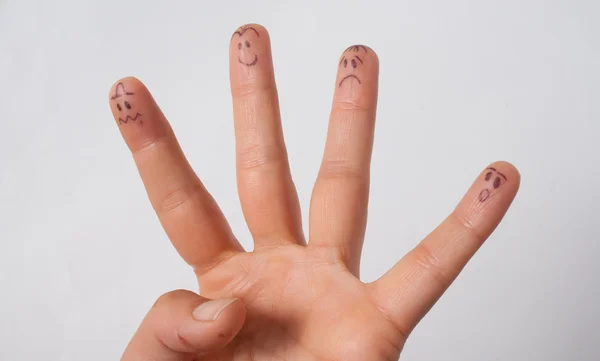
left=192, top=298, right=237, bottom=321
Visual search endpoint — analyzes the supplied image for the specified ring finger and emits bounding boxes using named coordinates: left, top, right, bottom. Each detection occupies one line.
left=309, top=45, right=379, bottom=276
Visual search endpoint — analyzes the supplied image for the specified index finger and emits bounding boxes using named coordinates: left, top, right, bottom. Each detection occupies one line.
left=369, top=162, right=520, bottom=335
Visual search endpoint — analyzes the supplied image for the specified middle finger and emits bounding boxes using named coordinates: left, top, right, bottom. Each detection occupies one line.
left=229, top=24, right=304, bottom=248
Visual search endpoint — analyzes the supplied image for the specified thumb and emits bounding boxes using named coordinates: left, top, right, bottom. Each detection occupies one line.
left=121, top=289, right=246, bottom=361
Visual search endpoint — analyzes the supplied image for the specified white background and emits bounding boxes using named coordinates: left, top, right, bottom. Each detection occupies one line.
left=1, top=0, right=599, bottom=360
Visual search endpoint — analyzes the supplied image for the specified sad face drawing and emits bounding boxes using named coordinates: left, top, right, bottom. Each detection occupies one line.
left=338, top=45, right=368, bottom=87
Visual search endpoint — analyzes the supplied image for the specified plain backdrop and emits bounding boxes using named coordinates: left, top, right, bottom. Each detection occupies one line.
left=1, top=0, right=599, bottom=360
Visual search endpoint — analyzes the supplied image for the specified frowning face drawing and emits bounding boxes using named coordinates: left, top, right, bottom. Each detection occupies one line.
left=233, top=25, right=260, bottom=66
left=338, top=45, right=368, bottom=87
left=111, top=83, right=142, bottom=125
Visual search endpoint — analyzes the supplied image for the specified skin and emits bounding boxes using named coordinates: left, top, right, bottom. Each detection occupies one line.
left=113, top=24, right=520, bottom=361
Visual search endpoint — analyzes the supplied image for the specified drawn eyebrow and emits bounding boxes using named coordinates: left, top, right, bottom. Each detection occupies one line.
left=485, top=167, right=507, bottom=180
left=110, top=82, right=134, bottom=100
left=339, top=56, right=346, bottom=66
left=345, top=45, right=368, bottom=53
left=354, top=55, right=363, bottom=64
left=232, top=26, right=260, bottom=38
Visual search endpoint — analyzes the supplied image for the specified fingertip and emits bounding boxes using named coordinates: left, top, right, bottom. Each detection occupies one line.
left=219, top=297, right=246, bottom=322
left=340, top=45, right=379, bottom=66
left=108, top=75, right=160, bottom=132
left=229, top=23, right=274, bottom=92
left=108, top=76, right=145, bottom=101
left=334, top=44, right=379, bottom=109
left=230, top=23, right=270, bottom=55
left=454, top=162, right=520, bottom=232
left=207, top=298, right=246, bottom=340
left=231, top=23, right=269, bottom=42
left=180, top=297, right=246, bottom=351
left=191, top=297, right=244, bottom=322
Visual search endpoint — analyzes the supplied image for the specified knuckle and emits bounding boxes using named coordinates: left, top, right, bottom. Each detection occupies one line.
left=154, top=185, right=199, bottom=215
left=152, top=289, right=192, bottom=309
left=132, top=135, right=169, bottom=156
left=237, top=143, right=286, bottom=171
left=333, top=99, right=372, bottom=112
left=231, top=81, right=275, bottom=99
left=366, top=287, right=411, bottom=343
left=450, top=211, right=484, bottom=244
left=411, top=243, right=453, bottom=289
left=319, top=159, right=368, bottom=183
left=150, top=291, right=200, bottom=353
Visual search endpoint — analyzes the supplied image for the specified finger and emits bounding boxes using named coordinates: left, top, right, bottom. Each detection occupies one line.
left=369, top=162, right=520, bottom=336
left=229, top=24, right=304, bottom=248
left=109, top=77, right=243, bottom=271
left=308, top=45, right=379, bottom=276
left=121, top=290, right=246, bottom=361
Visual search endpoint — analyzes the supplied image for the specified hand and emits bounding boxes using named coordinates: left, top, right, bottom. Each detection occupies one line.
left=111, top=24, right=519, bottom=361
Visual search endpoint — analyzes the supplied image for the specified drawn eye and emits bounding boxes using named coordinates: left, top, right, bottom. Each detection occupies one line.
left=237, top=43, right=242, bottom=50
left=343, top=59, right=347, bottom=67
left=493, top=177, right=501, bottom=189
left=124, top=101, right=131, bottom=110
left=351, top=59, right=357, bottom=68
left=245, top=40, right=250, bottom=48
left=485, top=172, right=492, bottom=181
left=117, top=104, right=122, bottom=111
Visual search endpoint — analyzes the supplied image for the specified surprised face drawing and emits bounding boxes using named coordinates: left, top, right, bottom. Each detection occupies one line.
left=478, top=167, right=507, bottom=202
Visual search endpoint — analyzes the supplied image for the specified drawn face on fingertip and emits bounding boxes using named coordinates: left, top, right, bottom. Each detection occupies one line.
left=233, top=26, right=260, bottom=66
left=478, top=167, right=507, bottom=202
left=111, top=83, right=142, bottom=126
left=338, top=45, right=368, bottom=87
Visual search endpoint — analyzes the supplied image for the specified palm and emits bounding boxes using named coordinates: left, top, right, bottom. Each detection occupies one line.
left=198, top=246, right=402, bottom=360
left=110, top=24, right=518, bottom=360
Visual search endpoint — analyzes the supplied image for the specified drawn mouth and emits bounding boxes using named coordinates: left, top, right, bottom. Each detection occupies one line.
left=118, top=113, right=142, bottom=124
left=478, top=189, right=491, bottom=202
left=339, top=74, right=361, bottom=87
left=238, top=55, right=258, bottom=66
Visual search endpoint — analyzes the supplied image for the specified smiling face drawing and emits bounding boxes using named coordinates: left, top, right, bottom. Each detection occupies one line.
left=478, top=167, right=507, bottom=202
left=233, top=26, right=260, bottom=66
left=111, top=83, right=142, bottom=125
left=338, top=45, right=368, bottom=87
